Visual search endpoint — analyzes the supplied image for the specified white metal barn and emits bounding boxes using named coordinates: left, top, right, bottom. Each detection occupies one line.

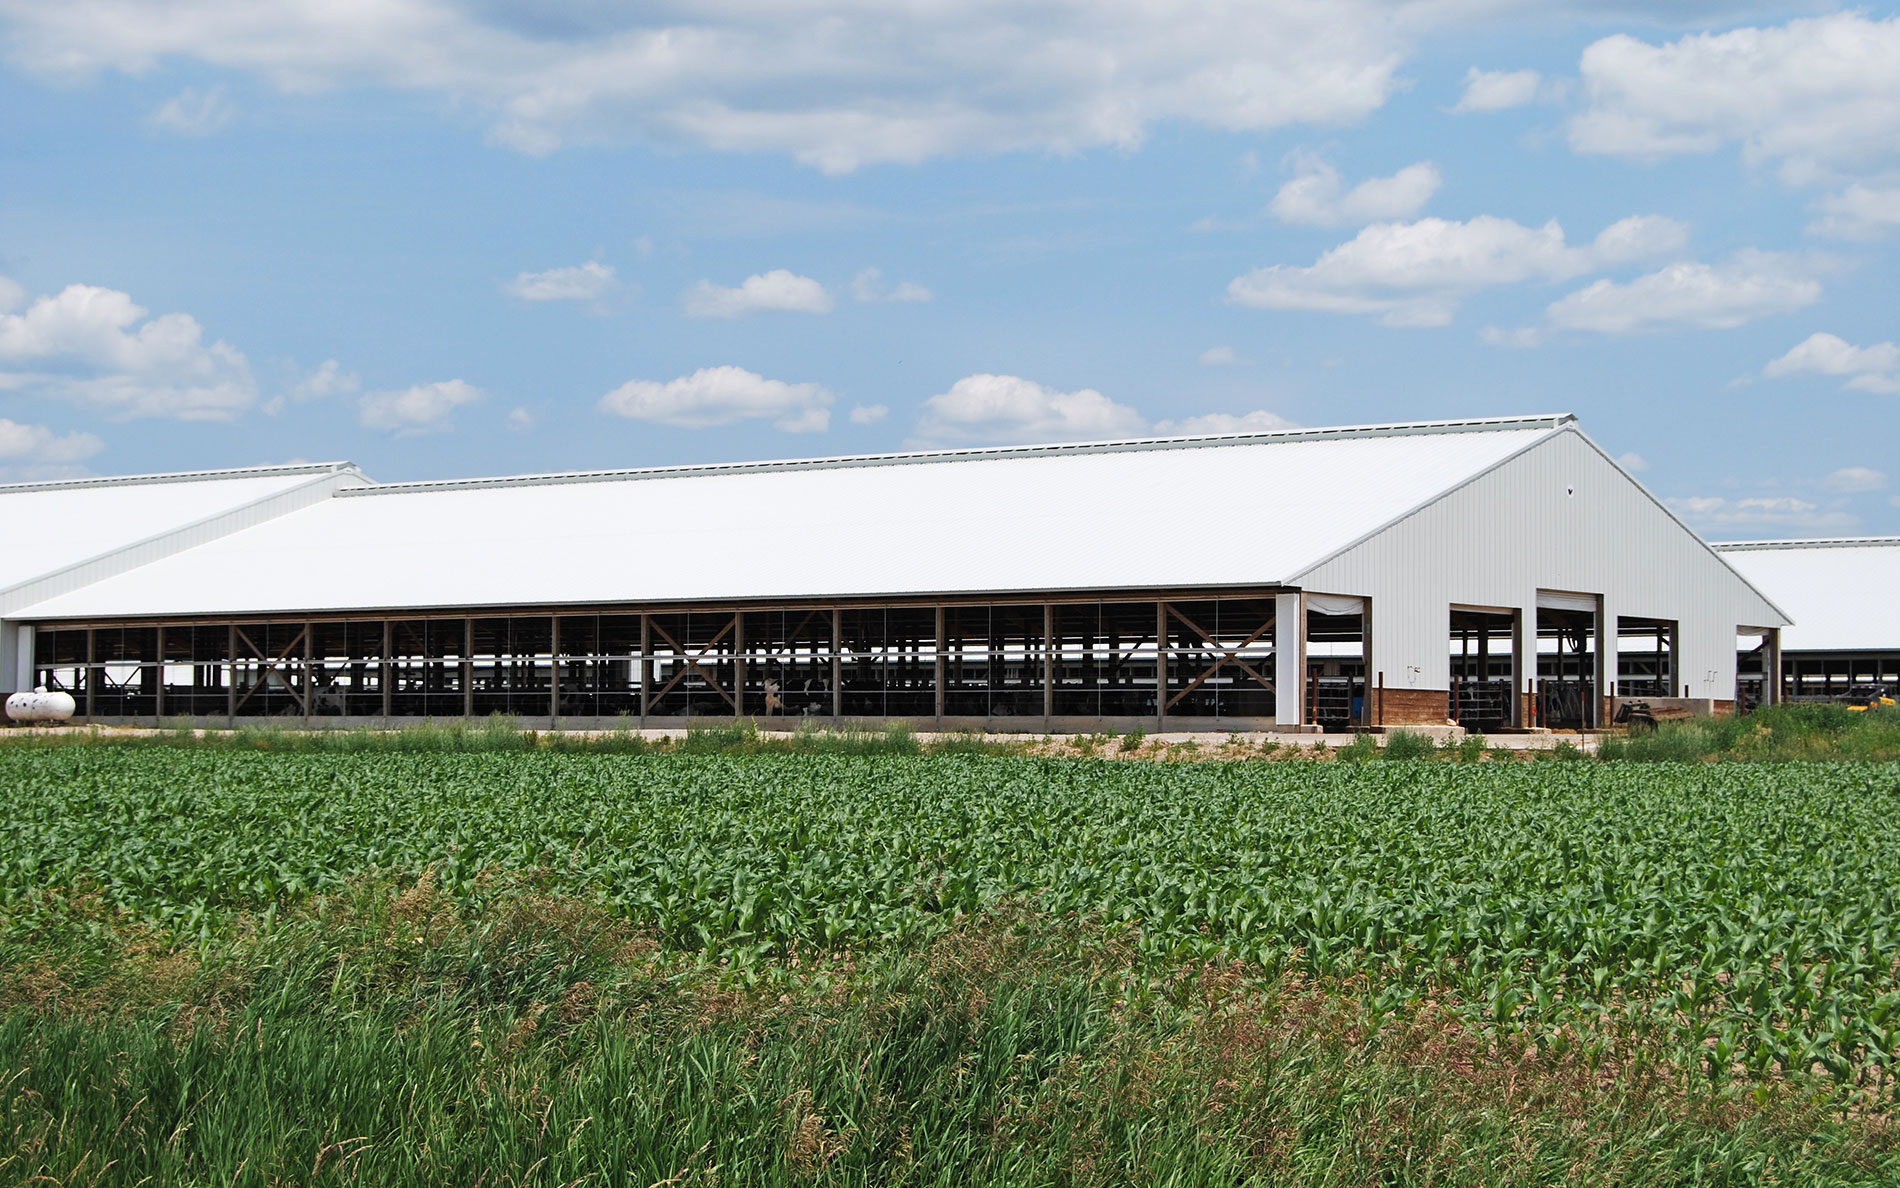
left=2, top=414, right=1785, bottom=732
left=1712, top=538, right=1900, bottom=702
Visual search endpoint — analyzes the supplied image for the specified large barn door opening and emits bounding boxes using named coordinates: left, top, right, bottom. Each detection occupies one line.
left=1302, top=596, right=1364, bottom=729
left=1615, top=616, right=1676, bottom=698
left=1735, top=629, right=1772, bottom=712
left=1536, top=592, right=1600, bottom=729
left=1449, top=607, right=1516, bottom=731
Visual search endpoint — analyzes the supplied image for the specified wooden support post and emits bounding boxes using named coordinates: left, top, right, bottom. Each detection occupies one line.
left=732, top=611, right=745, bottom=721
left=639, top=615, right=652, bottom=721
left=382, top=619, right=392, bottom=720
left=224, top=625, right=233, bottom=724
left=832, top=609, right=843, bottom=721
left=550, top=616, right=561, bottom=723
left=1592, top=597, right=1609, bottom=731
left=463, top=618, right=474, bottom=719
left=1360, top=600, right=1372, bottom=728
left=1155, top=600, right=1168, bottom=731
left=1378, top=671, right=1385, bottom=727
left=1515, top=607, right=1532, bottom=729
left=1043, top=603, right=1055, bottom=721
left=303, top=621, right=313, bottom=725
left=90, top=627, right=100, bottom=723
left=933, top=606, right=945, bottom=723
left=154, top=625, right=166, bottom=722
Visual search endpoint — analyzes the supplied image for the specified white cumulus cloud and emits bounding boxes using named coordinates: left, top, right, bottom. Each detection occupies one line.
left=912, top=374, right=1146, bottom=446
left=148, top=85, right=232, bottom=135
left=599, top=366, right=832, bottom=432
left=1824, top=466, right=1886, bottom=493
left=0, top=417, right=104, bottom=463
left=1568, top=13, right=1900, bottom=183
left=1764, top=332, right=1900, bottom=394
left=1150, top=409, right=1298, bottom=436
left=1669, top=494, right=1853, bottom=533
left=263, top=357, right=361, bottom=415
left=0, top=0, right=1429, bottom=173
left=1808, top=181, right=1900, bottom=240
left=910, top=372, right=1294, bottom=446
left=851, top=267, right=932, bottom=303
left=1452, top=67, right=1541, bottom=113
left=1199, top=346, right=1239, bottom=365
left=291, top=358, right=360, bottom=401
left=847, top=403, right=888, bottom=425
left=0, top=280, right=256, bottom=419
left=504, top=261, right=615, bottom=302
left=358, top=379, right=482, bottom=433
left=1267, top=155, right=1441, bottom=227
left=683, top=270, right=832, bottom=318
left=1543, top=251, right=1820, bottom=335
left=1227, top=213, right=1686, bottom=327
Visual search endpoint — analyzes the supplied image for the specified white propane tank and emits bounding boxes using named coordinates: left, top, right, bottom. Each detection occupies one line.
left=5, top=686, right=76, bottom=724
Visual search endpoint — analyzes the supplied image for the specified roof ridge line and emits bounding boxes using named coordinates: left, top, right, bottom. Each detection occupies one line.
left=0, top=461, right=362, bottom=495
left=340, top=413, right=1576, bottom=496
left=1713, top=536, right=1900, bottom=551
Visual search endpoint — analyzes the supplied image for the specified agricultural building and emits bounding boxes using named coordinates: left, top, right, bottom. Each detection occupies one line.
left=1, top=414, right=1786, bottom=732
left=1711, top=538, right=1900, bottom=702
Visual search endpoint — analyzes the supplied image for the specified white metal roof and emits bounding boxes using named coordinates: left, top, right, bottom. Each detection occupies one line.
left=0, top=464, right=360, bottom=599
left=1712, top=538, right=1900, bottom=652
left=13, top=416, right=1572, bottom=620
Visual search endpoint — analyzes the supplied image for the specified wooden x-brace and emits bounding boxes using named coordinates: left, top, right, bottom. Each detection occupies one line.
left=232, top=625, right=308, bottom=714
left=649, top=618, right=737, bottom=710
left=1164, top=605, right=1276, bottom=711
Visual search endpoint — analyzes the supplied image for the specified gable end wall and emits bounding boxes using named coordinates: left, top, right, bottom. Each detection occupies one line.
left=1296, top=429, right=1782, bottom=706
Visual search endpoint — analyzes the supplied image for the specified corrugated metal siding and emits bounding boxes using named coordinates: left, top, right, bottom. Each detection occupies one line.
left=14, top=425, right=1556, bottom=620
left=1713, top=541, right=1900, bottom=652
left=1299, top=429, right=1786, bottom=700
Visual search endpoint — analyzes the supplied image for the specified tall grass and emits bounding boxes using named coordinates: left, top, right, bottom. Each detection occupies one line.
left=1379, top=729, right=1437, bottom=761
left=1597, top=703, right=1900, bottom=762
left=10, top=702, right=1900, bottom=763
left=4, top=882, right=1892, bottom=1187
left=0, top=717, right=998, bottom=758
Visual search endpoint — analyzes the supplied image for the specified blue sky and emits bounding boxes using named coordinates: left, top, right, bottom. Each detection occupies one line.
left=2, top=1, right=1898, bottom=538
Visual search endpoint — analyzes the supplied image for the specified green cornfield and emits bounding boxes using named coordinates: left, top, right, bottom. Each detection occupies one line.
left=6, top=748, right=1898, bottom=1089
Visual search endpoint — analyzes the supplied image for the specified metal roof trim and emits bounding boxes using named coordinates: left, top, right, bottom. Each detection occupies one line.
left=1712, top=537, right=1900, bottom=552
left=0, top=461, right=365, bottom=496
left=336, top=413, right=1578, bottom=497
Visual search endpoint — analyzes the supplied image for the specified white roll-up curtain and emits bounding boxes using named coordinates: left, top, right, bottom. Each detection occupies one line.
left=1304, top=593, right=1366, bottom=617
left=1535, top=590, right=1598, bottom=613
